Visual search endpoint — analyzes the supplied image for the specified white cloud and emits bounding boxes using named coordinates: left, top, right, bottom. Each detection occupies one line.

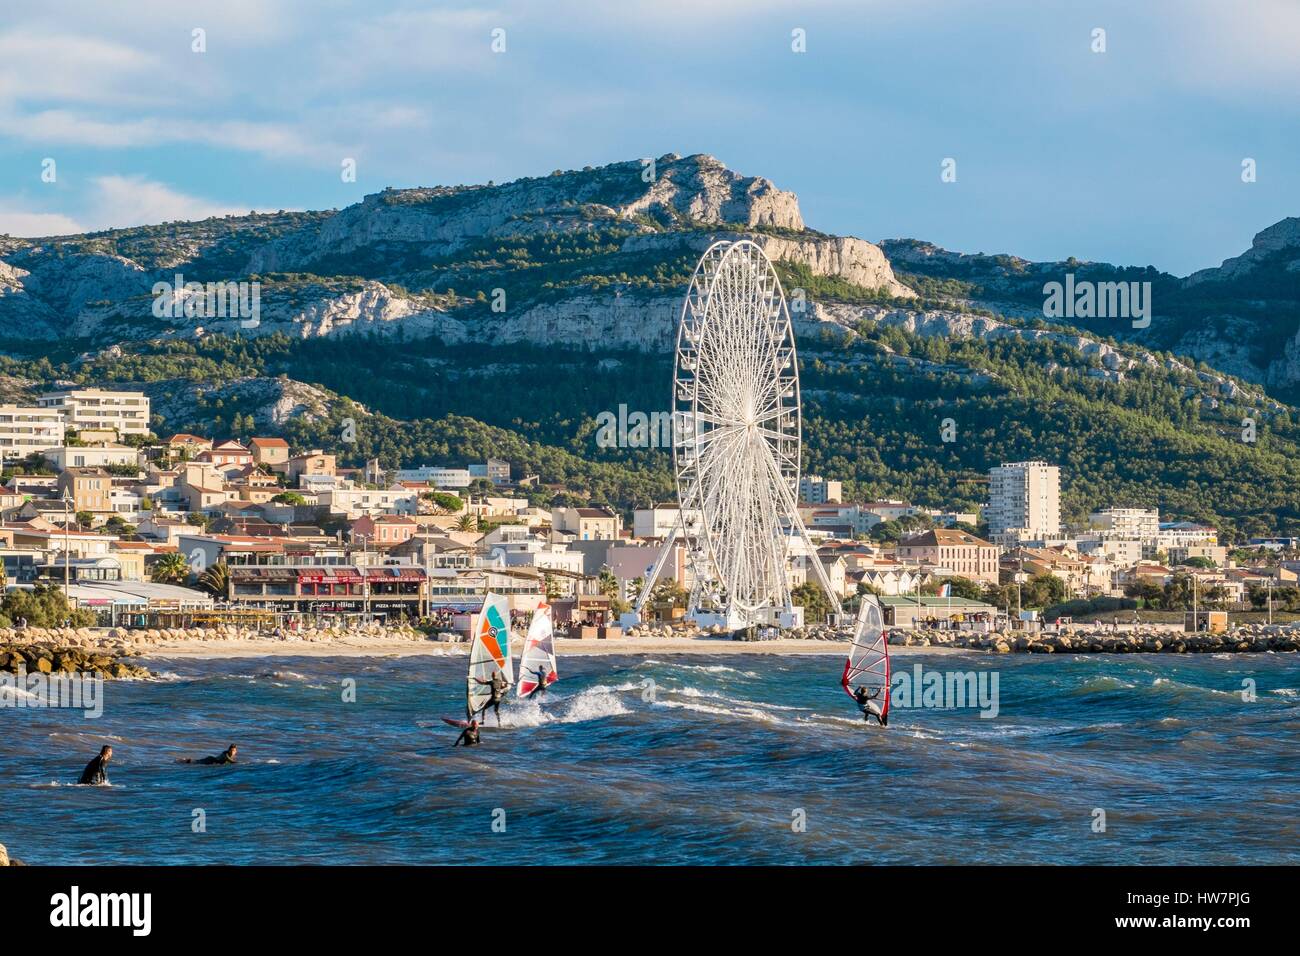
left=0, top=209, right=85, bottom=238
left=0, top=176, right=256, bottom=238
left=0, top=108, right=347, bottom=164
left=87, top=175, right=251, bottom=229
left=0, top=30, right=165, bottom=107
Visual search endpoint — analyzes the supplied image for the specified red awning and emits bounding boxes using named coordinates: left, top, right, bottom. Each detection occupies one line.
left=363, top=568, right=426, bottom=582
left=298, top=571, right=364, bottom=584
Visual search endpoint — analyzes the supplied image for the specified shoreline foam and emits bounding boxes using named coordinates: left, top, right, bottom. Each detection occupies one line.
left=139, top=635, right=965, bottom=661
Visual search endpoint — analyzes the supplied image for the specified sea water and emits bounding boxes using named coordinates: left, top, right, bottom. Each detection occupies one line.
left=3, top=652, right=1297, bottom=864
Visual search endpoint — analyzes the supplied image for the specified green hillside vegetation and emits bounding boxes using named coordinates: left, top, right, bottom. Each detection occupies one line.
left=2, top=311, right=1297, bottom=539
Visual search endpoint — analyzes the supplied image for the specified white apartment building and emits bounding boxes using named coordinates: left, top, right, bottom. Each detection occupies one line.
left=633, top=505, right=701, bottom=540
left=862, top=500, right=917, bottom=522
left=42, top=444, right=142, bottom=471
left=469, top=458, right=511, bottom=485
left=1156, top=523, right=1219, bottom=551
left=1089, top=507, right=1159, bottom=540
left=551, top=506, right=622, bottom=541
left=986, top=461, right=1060, bottom=539
left=798, top=475, right=843, bottom=504
left=109, top=486, right=145, bottom=517
left=38, top=389, right=151, bottom=438
left=804, top=504, right=883, bottom=536
left=394, top=466, right=472, bottom=489
left=1077, top=536, right=1144, bottom=568
left=0, top=405, right=65, bottom=460
left=317, top=487, right=418, bottom=518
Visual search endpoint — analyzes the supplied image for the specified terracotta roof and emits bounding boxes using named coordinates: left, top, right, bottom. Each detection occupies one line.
left=901, top=528, right=995, bottom=548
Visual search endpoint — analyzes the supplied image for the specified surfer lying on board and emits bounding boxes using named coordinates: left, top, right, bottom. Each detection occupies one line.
left=473, top=671, right=510, bottom=725
left=178, top=744, right=238, bottom=765
left=78, top=745, right=113, bottom=785
left=853, top=686, right=888, bottom=726
left=453, top=719, right=481, bottom=747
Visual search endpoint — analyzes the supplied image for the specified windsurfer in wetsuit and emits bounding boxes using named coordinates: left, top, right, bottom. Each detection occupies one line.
left=854, top=686, right=887, bottom=727
left=78, top=745, right=112, bottom=785
left=178, top=744, right=238, bottom=765
left=454, top=719, right=481, bottom=747
left=473, top=671, right=510, bottom=725
left=528, top=665, right=549, bottom=699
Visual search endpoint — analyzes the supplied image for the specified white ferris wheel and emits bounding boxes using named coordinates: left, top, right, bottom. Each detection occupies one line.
left=635, top=239, right=840, bottom=629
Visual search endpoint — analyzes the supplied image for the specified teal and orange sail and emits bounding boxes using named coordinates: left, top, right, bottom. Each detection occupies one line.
left=467, top=593, right=513, bottom=717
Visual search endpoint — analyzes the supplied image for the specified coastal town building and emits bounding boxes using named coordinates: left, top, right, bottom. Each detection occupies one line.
left=861, top=500, right=918, bottom=522
left=632, top=505, right=701, bottom=540
left=798, top=475, right=842, bottom=504
left=42, top=444, right=141, bottom=471
left=249, top=437, right=290, bottom=470
left=166, top=434, right=213, bottom=460
left=1156, top=522, right=1219, bottom=552
left=38, top=388, right=151, bottom=438
left=897, top=528, right=1000, bottom=585
left=316, top=485, right=418, bottom=519
left=0, top=404, right=65, bottom=461
left=1077, top=535, right=1143, bottom=569
left=986, top=461, right=1060, bottom=542
left=394, top=466, right=473, bottom=489
left=803, top=503, right=885, bottom=536
left=1089, top=507, right=1159, bottom=539
left=469, top=458, right=511, bottom=485
left=551, top=506, right=622, bottom=541
left=351, top=514, right=419, bottom=547
left=288, top=450, right=337, bottom=484
left=202, top=440, right=254, bottom=470
left=56, top=467, right=113, bottom=515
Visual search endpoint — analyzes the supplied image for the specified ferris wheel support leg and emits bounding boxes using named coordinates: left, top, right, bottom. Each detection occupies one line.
left=630, top=516, right=682, bottom=624
left=765, top=449, right=843, bottom=624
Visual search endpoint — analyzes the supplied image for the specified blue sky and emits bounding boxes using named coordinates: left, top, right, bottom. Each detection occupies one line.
left=1, top=0, right=1297, bottom=275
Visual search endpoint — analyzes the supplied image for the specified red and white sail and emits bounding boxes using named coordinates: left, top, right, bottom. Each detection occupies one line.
left=842, top=597, right=890, bottom=719
left=516, top=602, right=558, bottom=698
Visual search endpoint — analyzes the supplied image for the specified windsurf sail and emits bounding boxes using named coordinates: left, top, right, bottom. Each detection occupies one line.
left=517, top=601, right=558, bottom=698
left=467, top=593, right=513, bottom=717
left=842, top=597, right=890, bottom=720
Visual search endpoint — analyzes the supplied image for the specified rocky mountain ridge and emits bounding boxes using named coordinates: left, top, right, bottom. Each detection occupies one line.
left=2, top=152, right=1296, bottom=402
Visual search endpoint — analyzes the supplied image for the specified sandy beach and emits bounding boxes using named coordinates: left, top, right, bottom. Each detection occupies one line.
left=140, top=634, right=960, bottom=661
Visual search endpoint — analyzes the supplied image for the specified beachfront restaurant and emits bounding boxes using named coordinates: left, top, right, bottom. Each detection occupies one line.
left=227, top=564, right=426, bottom=622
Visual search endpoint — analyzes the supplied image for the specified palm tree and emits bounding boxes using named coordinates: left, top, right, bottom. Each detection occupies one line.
left=197, top=562, right=230, bottom=598
left=597, top=566, right=619, bottom=599
left=152, top=552, right=190, bottom=584
left=455, top=513, right=479, bottom=533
